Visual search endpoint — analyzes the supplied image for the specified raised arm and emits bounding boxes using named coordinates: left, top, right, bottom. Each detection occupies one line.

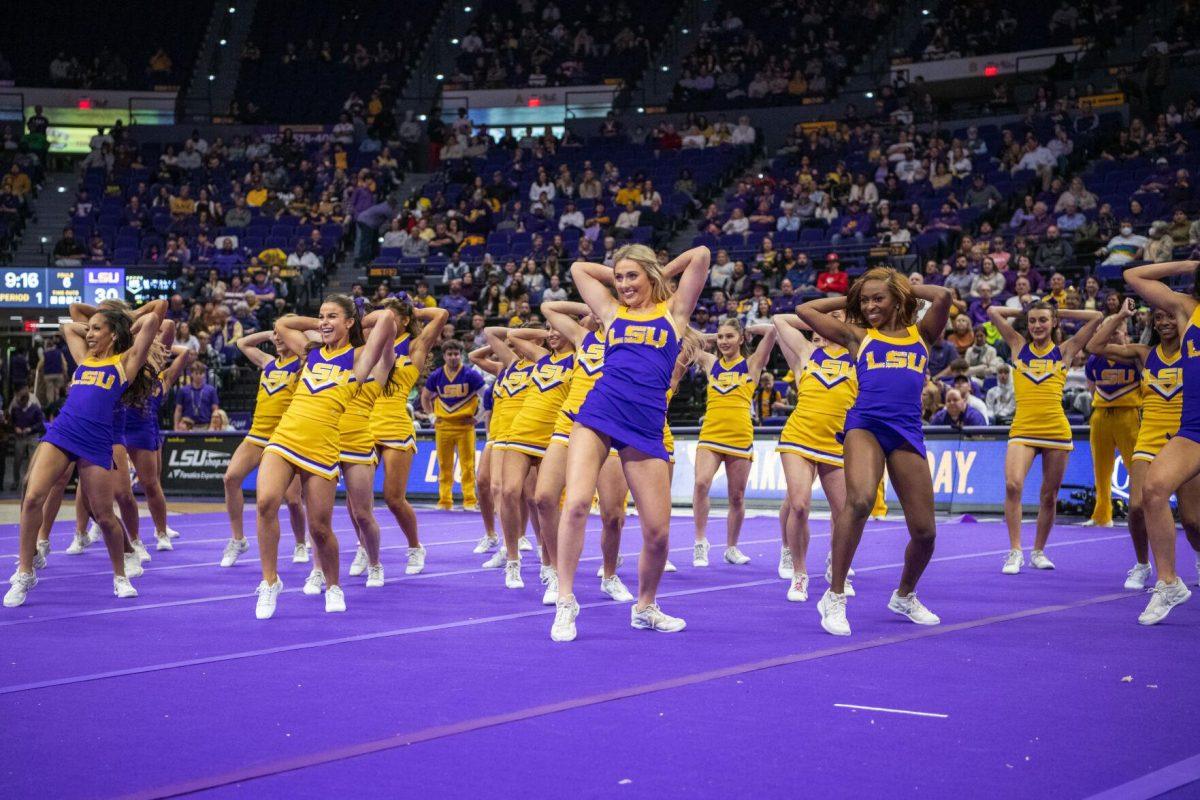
left=409, top=307, right=451, bottom=365
left=796, top=296, right=860, bottom=351
left=1124, top=260, right=1199, bottom=325
left=161, top=345, right=194, bottom=387
left=59, top=321, right=90, bottom=363
left=1086, top=302, right=1145, bottom=363
left=507, top=326, right=551, bottom=362
left=159, top=319, right=177, bottom=348
left=744, top=323, right=778, bottom=376
left=469, top=344, right=503, bottom=376
left=664, top=246, right=712, bottom=329
left=484, top=326, right=517, bottom=366
left=274, top=314, right=319, bottom=357
left=570, top=261, right=620, bottom=323
left=771, top=313, right=817, bottom=370
left=1058, top=309, right=1104, bottom=361
left=353, top=311, right=396, bottom=383
left=914, top=284, right=954, bottom=346
left=541, top=300, right=591, bottom=346
left=234, top=330, right=276, bottom=369
left=986, top=305, right=1027, bottom=354
left=121, top=300, right=167, bottom=376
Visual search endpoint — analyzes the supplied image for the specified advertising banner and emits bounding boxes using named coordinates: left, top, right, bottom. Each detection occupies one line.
left=160, top=434, right=242, bottom=494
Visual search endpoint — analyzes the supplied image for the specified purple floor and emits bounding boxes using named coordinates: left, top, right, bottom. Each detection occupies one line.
left=2, top=508, right=1199, bottom=799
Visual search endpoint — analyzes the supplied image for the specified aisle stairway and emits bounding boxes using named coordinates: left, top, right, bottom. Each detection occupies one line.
left=11, top=171, right=76, bottom=266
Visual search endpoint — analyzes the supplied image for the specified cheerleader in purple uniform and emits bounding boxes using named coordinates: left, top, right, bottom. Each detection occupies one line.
left=797, top=268, right=953, bottom=637
left=5, top=300, right=166, bottom=607
left=551, top=244, right=710, bottom=642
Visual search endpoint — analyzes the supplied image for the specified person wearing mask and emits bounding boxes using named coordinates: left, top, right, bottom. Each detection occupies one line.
left=986, top=364, right=1016, bottom=423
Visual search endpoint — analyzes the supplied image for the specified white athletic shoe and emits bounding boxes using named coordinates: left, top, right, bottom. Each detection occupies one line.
left=888, top=590, right=941, bottom=625
left=34, top=539, right=50, bottom=569
left=541, top=569, right=559, bottom=605
left=220, top=538, right=249, bottom=567
left=166, top=525, right=182, bottom=539
left=551, top=595, right=579, bottom=642
left=4, top=571, right=37, bottom=607
left=539, top=564, right=552, bottom=585
left=482, top=548, right=508, bottom=569
left=825, top=551, right=855, bottom=578
left=778, top=546, right=793, bottom=580
left=1124, top=563, right=1153, bottom=591
left=365, top=564, right=385, bottom=588
left=664, top=559, right=677, bottom=573
left=405, top=545, right=427, bottom=575
left=1030, top=550, right=1055, bottom=570
left=112, top=575, right=138, bottom=599
left=292, top=543, right=309, bottom=564
left=601, top=574, right=634, bottom=602
left=131, top=539, right=151, bottom=563
left=255, top=579, right=283, bottom=619
left=325, top=585, right=346, bottom=613
left=154, top=531, right=173, bottom=552
left=1138, top=579, right=1192, bottom=625
left=302, top=568, right=326, bottom=595
left=1080, top=519, right=1113, bottom=528
left=349, top=546, right=368, bottom=577
left=65, top=532, right=89, bottom=555
left=517, top=535, right=533, bottom=552
left=1002, top=549, right=1024, bottom=575
left=724, top=546, right=751, bottom=565
left=631, top=602, right=686, bottom=633
left=693, top=539, right=710, bottom=567
left=87, top=521, right=102, bottom=544
left=818, top=589, right=850, bottom=636
left=596, top=554, right=625, bottom=578
left=473, top=535, right=499, bottom=554
left=123, top=552, right=144, bottom=578
left=504, top=560, right=524, bottom=589
left=787, top=574, right=810, bottom=602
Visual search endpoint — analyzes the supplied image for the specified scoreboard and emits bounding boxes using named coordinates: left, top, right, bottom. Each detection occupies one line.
left=0, top=268, right=127, bottom=308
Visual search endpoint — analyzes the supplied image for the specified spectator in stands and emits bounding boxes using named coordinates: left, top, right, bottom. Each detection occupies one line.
left=1097, top=221, right=1148, bottom=266
left=722, top=207, right=749, bottom=235
left=985, top=364, right=1016, bottom=423
left=439, top=279, right=472, bottom=323
left=443, top=253, right=470, bottom=284
left=7, top=384, right=44, bottom=490
left=225, top=195, right=252, bottom=228
left=831, top=199, right=873, bottom=244
left=1145, top=220, right=1176, bottom=263
left=964, top=173, right=1002, bottom=213
left=771, top=279, right=799, bottom=315
left=175, top=362, right=220, bottom=430
left=952, top=375, right=991, bottom=422
left=731, top=116, right=755, bottom=145
left=558, top=201, right=584, bottom=231
left=1167, top=208, right=1191, bottom=244
left=353, top=195, right=396, bottom=264
left=942, top=255, right=974, bottom=299
left=1035, top=226, right=1073, bottom=270
left=815, top=253, right=848, bottom=295
left=213, top=238, right=246, bottom=276
left=930, top=388, right=986, bottom=429
left=52, top=228, right=85, bottom=266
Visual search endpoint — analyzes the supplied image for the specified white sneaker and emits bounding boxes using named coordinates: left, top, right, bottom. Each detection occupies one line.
left=551, top=595, right=579, bottom=642
left=131, top=539, right=151, bottom=563
left=539, top=564, right=552, bottom=584
left=4, top=571, right=37, bottom=607
left=818, top=589, right=850, bottom=636
left=1124, top=563, right=1152, bottom=591
left=724, top=546, right=751, bottom=565
left=405, top=545, right=427, bottom=575
left=693, top=539, right=710, bottom=567
left=292, top=543, right=309, bottom=564
left=87, top=520, right=102, bottom=543
left=1138, top=579, right=1192, bottom=625
left=1080, top=519, right=1113, bottom=528
left=824, top=551, right=855, bottom=578
left=302, top=568, right=326, bottom=595
left=542, top=569, right=559, bottom=605
left=34, top=539, right=50, bottom=569
left=631, top=602, right=686, bottom=633
left=1002, top=549, right=1024, bottom=575
left=517, top=535, right=533, bottom=552
left=349, top=546, right=368, bottom=577
left=664, top=559, right=677, bottom=573
left=166, top=525, right=182, bottom=539
left=1030, top=550, right=1055, bottom=570
left=66, top=532, right=89, bottom=555
left=325, top=585, right=346, bottom=613
left=255, top=579, right=283, bottom=619
left=504, top=560, right=524, bottom=589
left=473, top=535, right=499, bottom=554
left=596, top=554, right=625, bottom=578
left=601, top=574, right=634, bottom=602
left=113, top=575, right=138, bottom=598
left=155, top=531, right=173, bottom=551
left=366, top=564, right=385, bottom=588
left=482, top=548, right=508, bottom=568
left=888, top=590, right=941, bottom=625
left=123, top=552, right=144, bottom=578
left=778, top=546, right=793, bottom=580
left=787, top=574, right=809, bottom=602
left=220, top=538, right=249, bottom=567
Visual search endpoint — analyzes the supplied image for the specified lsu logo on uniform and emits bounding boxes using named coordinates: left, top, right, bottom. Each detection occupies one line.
left=532, top=363, right=570, bottom=391
left=578, top=343, right=605, bottom=373
left=1187, top=340, right=1200, bottom=359
left=441, top=383, right=470, bottom=399
left=76, top=369, right=116, bottom=390
left=1019, top=357, right=1063, bottom=384
left=1098, top=367, right=1136, bottom=384
left=609, top=325, right=668, bottom=348
left=303, top=361, right=353, bottom=393
left=711, top=368, right=751, bottom=395
left=1148, top=367, right=1182, bottom=399
left=261, top=369, right=297, bottom=395
left=809, top=357, right=854, bottom=388
left=865, top=351, right=927, bottom=372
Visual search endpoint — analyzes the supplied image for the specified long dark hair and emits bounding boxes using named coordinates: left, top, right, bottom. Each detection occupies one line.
left=376, top=296, right=418, bottom=397
left=95, top=307, right=158, bottom=410
left=308, top=294, right=364, bottom=352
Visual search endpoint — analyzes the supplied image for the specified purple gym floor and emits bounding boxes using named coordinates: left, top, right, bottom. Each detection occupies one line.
left=2, top=507, right=1198, bottom=799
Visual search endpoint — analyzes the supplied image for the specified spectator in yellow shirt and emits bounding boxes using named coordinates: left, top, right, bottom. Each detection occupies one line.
left=169, top=185, right=197, bottom=217
left=615, top=178, right=642, bottom=208
left=1, top=165, right=31, bottom=199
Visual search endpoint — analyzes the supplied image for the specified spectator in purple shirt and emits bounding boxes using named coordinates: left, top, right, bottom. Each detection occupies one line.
left=353, top=196, right=396, bottom=265
left=770, top=279, right=800, bottom=314
left=166, top=294, right=189, bottom=323
left=8, top=384, right=45, bottom=490
left=248, top=270, right=276, bottom=303
left=930, top=388, right=986, bottom=429
left=830, top=200, right=874, bottom=244
left=439, top=278, right=472, bottom=322
left=1017, top=201, right=1054, bottom=240
left=967, top=285, right=997, bottom=325
left=123, top=196, right=149, bottom=229
left=174, top=363, right=221, bottom=429
left=211, top=238, right=246, bottom=277
left=691, top=307, right=719, bottom=334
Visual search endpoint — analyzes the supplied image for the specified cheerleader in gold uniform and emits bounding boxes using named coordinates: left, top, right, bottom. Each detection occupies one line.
left=988, top=304, right=1102, bottom=574
left=252, top=296, right=396, bottom=620
left=219, top=328, right=307, bottom=568
left=1088, top=298, right=1200, bottom=589
left=691, top=320, right=776, bottom=568
left=367, top=298, right=449, bottom=576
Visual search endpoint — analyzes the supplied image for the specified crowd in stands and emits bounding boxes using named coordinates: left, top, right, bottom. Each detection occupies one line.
left=671, top=0, right=893, bottom=110
left=451, top=0, right=674, bottom=89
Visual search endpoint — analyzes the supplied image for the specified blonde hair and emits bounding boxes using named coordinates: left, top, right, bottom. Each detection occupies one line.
left=678, top=326, right=704, bottom=366
left=613, top=243, right=671, bottom=304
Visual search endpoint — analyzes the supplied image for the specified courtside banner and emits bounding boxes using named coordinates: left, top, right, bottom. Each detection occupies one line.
left=160, top=434, right=242, bottom=493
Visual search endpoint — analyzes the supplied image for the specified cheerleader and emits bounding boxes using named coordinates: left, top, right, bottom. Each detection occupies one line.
left=551, top=244, right=710, bottom=642
left=6, top=300, right=165, bottom=607
left=492, top=324, right=575, bottom=591
left=252, top=296, right=396, bottom=619
left=1122, top=260, right=1200, bottom=624
left=798, top=269, right=953, bottom=637
left=468, top=347, right=504, bottom=553
left=219, top=328, right=307, bottom=568
left=1087, top=298, right=1200, bottom=590
left=1082, top=308, right=1141, bottom=529
left=987, top=304, right=1102, bottom=574
left=368, top=299, right=449, bottom=577
left=691, top=321, right=776, bottom=567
